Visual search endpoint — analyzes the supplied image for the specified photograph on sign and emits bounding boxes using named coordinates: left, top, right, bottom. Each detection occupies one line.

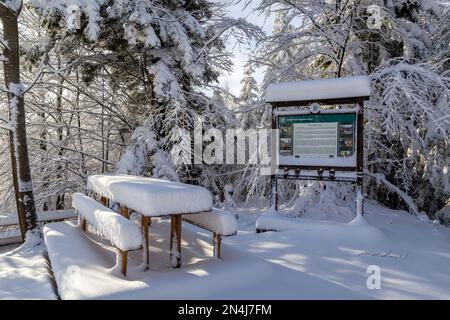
left=277, top=112, right=357, bottom=167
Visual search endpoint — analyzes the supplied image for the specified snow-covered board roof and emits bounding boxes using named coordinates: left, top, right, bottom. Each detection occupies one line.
left=265, top=76, right=371, bottom=103
left=87, top=175, right=213, bottom=217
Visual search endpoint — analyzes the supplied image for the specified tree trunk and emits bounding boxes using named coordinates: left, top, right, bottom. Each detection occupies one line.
left=8, top=118, right=26, bottom=239
left=76, top=69, right=87, bottom=179
left=55, top=58, right=65, bottom=209
left=39, top=109, right=49, bottom=211
left=1, top=3, right=39, bottom=234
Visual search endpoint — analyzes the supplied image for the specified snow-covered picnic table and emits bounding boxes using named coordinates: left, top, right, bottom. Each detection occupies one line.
left=86, top=174, right=216, bottom=269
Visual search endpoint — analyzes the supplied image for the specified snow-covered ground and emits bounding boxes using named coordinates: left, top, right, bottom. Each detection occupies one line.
left=1, top=202, right=450, bottom=299
left=0, top=240, right=57, bottom=300
left=239, top=203, right=450, bottom=299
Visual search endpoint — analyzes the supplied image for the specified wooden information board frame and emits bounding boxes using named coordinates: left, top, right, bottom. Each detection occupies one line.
left=266, top=80, right=370, bottom=213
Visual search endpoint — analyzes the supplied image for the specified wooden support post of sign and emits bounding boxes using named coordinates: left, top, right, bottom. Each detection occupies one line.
left=170, top=214, right=182, bottom=268
left=356, top=100, right=365, bottom=215
left=141, top=215, right=151, bottom=269
left=271, top=176, right=279, bottom=211
left=270, top=112, right=279, bottom=212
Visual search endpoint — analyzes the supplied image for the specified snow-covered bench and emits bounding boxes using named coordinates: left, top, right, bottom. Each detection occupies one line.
left=183, top=208, right=237, bottom=259
left=72, top=193, right=142, bottom=276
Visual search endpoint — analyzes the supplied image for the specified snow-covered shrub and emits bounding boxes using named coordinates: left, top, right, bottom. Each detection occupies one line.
left=4, top=0, right=262, bottom=214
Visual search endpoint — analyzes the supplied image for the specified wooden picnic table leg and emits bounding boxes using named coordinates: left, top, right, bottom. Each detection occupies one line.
left=119, top=249, right=128, bottom=277
left=81, top=218, right=87, bottom=232
left=170, top=215, right=182, bottom=268
left=100, top=196, right=109, bottom=207
left=120, top=205, right=130, bottom=219
left=213, top=232, right=222, bottom=259
left=141, top=215, right=151, bottom=269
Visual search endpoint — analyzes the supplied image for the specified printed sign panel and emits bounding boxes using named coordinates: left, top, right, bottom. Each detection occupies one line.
left=277, top=113, right=357, bottom=167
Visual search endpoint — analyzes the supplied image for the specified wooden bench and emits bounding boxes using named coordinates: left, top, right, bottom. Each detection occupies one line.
left=183, top=208, right=237, bottom=259
left=72, top=193, right=142, bottom=276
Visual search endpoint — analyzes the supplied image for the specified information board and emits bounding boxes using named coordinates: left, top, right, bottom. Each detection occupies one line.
left=277, top=112, right=357, bottom=167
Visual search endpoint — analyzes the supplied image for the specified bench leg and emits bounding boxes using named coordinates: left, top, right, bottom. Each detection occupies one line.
left=120, top=205, right=130, bottom=219
left=119, top=250, right=128, bottom=277
left=81, top=218, right=87, bottom=232
left=213, top=232, right=222, bottom=259
left=100, top=196, right=109, bottom=207
left=142, top=215, right=151, bottom=269
left=170, top=215, right=182, bottom=268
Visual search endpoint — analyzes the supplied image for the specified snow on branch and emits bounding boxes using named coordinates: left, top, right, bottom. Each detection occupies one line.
left=0, top=112, right=13, bottom=131
left=365, top=171, right=421, bottom=216
left=8, top=82, right=25, bottom=97
left=0, top=123, right=13, bottom=131
left=370, top=59, right=450, bottom=141
left=367, top=58, right=450, bottom=203
left=0, top=0, right=22, bottom=14
left=29, top=136, right=114, bottom=166
left=28, top=0, right=104, bottom=41
left=0, top=85, right=12, bottom=94
left=200, top=17, right=264, bottom=55
left=0, top=39, right=10, bottom=50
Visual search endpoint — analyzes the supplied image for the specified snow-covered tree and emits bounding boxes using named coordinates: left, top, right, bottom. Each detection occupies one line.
left=238, top=62, right=259, bottom=130
left=250, top=0, right=450, bottom=217
left=239, top=63, right=258, bottom=105
left=24, top=0, right=262, bottom=204
left=368, top=59, right=450, bottom=215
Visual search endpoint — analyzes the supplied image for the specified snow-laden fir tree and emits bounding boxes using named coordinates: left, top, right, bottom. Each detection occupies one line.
left=238, top=62, right=259, bottom=130
left=27, top=0, right=262, bottom=202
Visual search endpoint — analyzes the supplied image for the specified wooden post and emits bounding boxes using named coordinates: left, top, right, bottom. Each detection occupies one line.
left=212, top=232, right=222, bottom=259
left=120, top=205, right=130, bottom=219
left=141, top=215, right=150, bottom=269
left=120, top=250, right=128, bottom=277
left=170, top=215, right=182, bottom=268
left=1, top=4, right=38, bottom=236
left=270, top=111, right=279, bottom=212
left=100, top=196, right=108, bottom=207
left=357, top=100, right=365, bottom=215
left=271, top=176, right=279, bottom=211
left=81, top=218, right=87, bottom=232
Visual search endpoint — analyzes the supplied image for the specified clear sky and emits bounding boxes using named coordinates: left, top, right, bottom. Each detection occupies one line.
left=218, top=0, right=274, bottom=96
